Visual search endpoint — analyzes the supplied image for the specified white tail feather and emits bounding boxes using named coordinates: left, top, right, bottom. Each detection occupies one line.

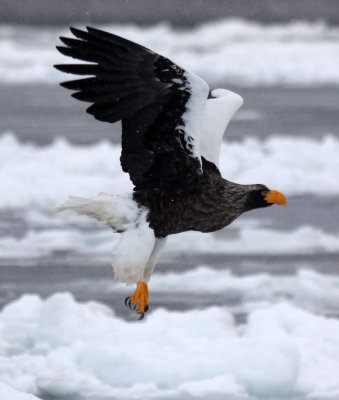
left=112, top=210, right=155, bottom=284
left=55, top=193, right=139, bottom=230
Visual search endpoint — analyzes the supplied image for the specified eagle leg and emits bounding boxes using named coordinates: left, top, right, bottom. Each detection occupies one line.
left=125, top=281, right=149, bottom=316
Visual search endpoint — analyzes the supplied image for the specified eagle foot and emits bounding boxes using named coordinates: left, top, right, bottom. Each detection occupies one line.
left=125, top=281, right=149, bottom=318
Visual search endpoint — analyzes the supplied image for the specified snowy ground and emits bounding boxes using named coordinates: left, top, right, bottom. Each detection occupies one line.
left=1, top=292, right=339, bottom=400
left=1, top=18, right=339, bottom=400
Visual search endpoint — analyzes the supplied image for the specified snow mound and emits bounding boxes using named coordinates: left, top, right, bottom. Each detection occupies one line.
left=0, top=382, right=41, bottom=400
left=0, top=293, right=339, bottom=399
left=1, top=133, right=339, bottom=210
left=149, top=267, right=339, bottom=316
left=167, top=225, right=339, bottom=255
left=2, top=19, right=339, bottom=86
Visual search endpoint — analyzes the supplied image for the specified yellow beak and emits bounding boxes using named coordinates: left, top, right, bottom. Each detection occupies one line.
left=264, top=190, right=287, bottom=207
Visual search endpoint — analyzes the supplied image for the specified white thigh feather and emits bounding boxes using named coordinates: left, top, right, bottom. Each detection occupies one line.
left=56, top=193, right=161, bottom=284
left=112, top=210, right=156, bottom=284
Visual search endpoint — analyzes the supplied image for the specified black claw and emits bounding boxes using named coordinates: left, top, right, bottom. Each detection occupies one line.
left=125, top=296, right=138, bottom=311
left=124, top=297, right=148, bottom=319
left=138, top=312, right=145, bottom=320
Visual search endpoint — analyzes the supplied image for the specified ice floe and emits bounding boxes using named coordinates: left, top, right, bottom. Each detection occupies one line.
left=2, top=225, right=339, bottom=259
left=1, top=19, right=339, bottom=86
left=0, top=293, right=339, bottom=399
left=1, top=133, right=339, bottom=211
left=148, top=267, right=339, bottom=317
left=0, top=382, right=41, bottom=400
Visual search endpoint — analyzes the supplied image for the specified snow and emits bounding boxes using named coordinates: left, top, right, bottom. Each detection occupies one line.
left=0, top=293, right=339, bottom=399
left=1, top=132, right=339, bottom=212
left=167, top=225, right=339, bottom=255
left=149, top=267, right=339, bottom=316
left=0, top=382, right=41, bottom=400
left=0, top=133, right=131, bottom=209
left=2, top=224, right=339, bottom=260
left=1, top=19, right=339, bottom=86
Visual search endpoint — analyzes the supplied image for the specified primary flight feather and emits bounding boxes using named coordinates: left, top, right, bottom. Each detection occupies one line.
left=55, top=27, right=286, bottom=319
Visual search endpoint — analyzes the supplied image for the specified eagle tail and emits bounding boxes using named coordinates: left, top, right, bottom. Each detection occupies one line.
left=55, top=192, right=139, bottom=231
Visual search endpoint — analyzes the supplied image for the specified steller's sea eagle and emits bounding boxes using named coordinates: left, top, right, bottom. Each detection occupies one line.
left=55, top=27, right=286, bottom=319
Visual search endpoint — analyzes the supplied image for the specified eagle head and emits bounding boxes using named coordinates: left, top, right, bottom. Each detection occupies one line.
left=244, top=185, right=286, bottom=211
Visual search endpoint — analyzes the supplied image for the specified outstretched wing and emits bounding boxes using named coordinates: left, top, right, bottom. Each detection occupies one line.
left=55, top=27, right=209, bottom=191
left=200, top=89, right=243, bottom=167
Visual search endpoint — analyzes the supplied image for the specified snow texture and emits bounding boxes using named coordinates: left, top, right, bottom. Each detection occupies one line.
left=148, top=267, right=339, bottom=316
left=0, top=293, right=339, bottom=399
left=2, top=19, right=339, bottom=86
left=2, top=224, right=339, bottom=260
left=1, top=132, right=339, bottom=211
left=0, top=382, right=41, bottom=400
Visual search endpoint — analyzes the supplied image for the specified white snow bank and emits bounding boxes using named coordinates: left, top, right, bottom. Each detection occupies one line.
left=1, top=132, right=339, bottom=211
left=2, top=225, right=339, bottom=259
left=0, top=382, right=41, bottom=400
left=167, top=225, right=339, bottom=255
left=0, top=293, right=339, bottom=399
left=1, top=19, right=339, bottom=86
left=149, top=267, right=339, bottom=316
left=0, top=133, right=131, bottom=209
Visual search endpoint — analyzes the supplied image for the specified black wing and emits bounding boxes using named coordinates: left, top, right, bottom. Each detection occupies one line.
left=55, top=27, right=209, bottom=191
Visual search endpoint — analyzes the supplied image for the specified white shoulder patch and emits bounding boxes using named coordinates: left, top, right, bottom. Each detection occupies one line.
left=179, top=72, right=209, bottom=170
left=200, top=89, right=243, bottom=167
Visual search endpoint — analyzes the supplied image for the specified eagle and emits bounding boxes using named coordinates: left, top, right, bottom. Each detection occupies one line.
left=55, top=27, right=286, bottom=319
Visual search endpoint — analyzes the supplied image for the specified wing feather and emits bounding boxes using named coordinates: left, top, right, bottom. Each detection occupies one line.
left=200, top=89, right=243, bottom=167
left=55, top=27, right=209, bottom=191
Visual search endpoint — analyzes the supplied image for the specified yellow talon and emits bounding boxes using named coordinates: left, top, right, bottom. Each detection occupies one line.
left=130, top=281, right=149, bottom=313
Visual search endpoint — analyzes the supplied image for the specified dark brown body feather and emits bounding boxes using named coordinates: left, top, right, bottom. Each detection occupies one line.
left=134, top=160, right=254, bottom=238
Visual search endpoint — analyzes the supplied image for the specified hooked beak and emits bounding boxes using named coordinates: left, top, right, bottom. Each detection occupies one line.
left=264, top=190, right=287, bottom=207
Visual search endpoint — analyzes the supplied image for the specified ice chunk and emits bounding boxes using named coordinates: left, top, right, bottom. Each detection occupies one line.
left=0, top=382, right=41, bottom=400
left=0, top=293, right=339, bottom=399
left=1, top=133, right=338, bottom=212
left=2, top=20, right=339, bottom=86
